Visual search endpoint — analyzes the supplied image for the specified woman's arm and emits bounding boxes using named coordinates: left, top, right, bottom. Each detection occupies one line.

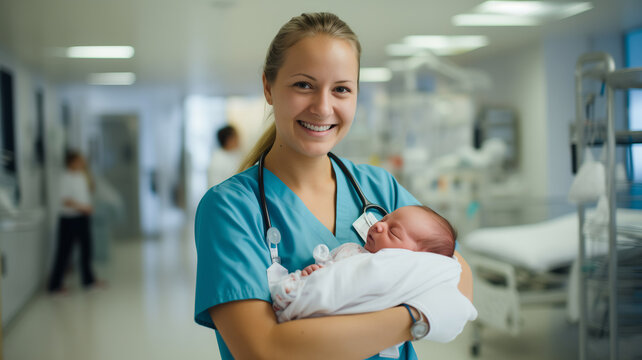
left=453, top=250, right=473, bottom=301
left=210, top=300, right=412, bottom=360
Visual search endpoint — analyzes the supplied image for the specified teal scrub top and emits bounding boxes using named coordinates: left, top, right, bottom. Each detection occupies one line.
left=194, top=157, right=421, bottom=360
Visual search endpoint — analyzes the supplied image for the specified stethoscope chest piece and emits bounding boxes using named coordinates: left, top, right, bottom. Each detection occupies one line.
left=267, top=227, right=281, bottom=245
left=267, top=227, right=281, bottom=264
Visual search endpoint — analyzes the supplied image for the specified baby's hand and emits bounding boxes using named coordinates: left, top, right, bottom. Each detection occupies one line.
left=301, top=264, right=323, bottom=276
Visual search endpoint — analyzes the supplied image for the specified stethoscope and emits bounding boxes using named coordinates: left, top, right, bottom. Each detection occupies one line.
left=258, top=151, right=389, bottom=264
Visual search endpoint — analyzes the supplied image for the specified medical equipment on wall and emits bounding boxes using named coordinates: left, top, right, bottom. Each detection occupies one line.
left=404, top=138, right=511, bottom=235
left=475, top=107, right=519, bottom=170
left=258, top=151, right=389, bottom=265
left=572, top=52, right=642, bottom=360
left=343, top=51, right=491, bottom=171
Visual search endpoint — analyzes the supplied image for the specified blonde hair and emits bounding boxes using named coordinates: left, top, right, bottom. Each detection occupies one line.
left=238, top=12, right=362, bottom=171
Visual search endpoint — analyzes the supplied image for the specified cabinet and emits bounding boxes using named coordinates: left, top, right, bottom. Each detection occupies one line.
left=0, top=208, right=46, bottom=328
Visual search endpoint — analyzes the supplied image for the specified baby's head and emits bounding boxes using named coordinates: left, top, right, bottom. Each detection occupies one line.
left=364, top=205, right=456, bottom=257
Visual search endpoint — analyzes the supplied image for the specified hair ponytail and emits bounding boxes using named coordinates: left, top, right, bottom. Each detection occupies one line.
left=238, top=121, right=276, bottom=172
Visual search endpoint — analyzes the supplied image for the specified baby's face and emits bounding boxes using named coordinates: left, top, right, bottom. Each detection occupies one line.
left=364, top=206, right=436, bottom=252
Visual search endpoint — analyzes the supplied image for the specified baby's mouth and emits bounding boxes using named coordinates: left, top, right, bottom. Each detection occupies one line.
left=365, top=234, right=374, bottom=248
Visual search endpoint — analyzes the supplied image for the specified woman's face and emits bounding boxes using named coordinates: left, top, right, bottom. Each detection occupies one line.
left=263, top=35, right=359, bottom=159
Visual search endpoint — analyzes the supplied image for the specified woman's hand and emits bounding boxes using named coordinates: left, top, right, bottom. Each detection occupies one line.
left=453, top=250, right=473, bottom=301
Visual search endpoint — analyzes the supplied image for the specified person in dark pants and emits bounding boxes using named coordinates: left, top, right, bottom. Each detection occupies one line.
left=48, top=150, right=99, bottom=293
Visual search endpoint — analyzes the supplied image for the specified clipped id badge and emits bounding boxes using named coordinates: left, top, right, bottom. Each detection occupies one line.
left=352, top=212, right=378, bottom=243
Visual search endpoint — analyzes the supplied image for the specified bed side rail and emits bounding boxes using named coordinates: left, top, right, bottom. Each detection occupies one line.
left=465, top=250, right=522, bottom=336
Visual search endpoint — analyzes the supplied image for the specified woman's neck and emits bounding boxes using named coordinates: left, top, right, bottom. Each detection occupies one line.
left=264, top=142, right=334, bottom=193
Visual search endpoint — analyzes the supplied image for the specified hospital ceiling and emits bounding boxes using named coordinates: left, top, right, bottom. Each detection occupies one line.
left=0, top=0, right=640, bottom=96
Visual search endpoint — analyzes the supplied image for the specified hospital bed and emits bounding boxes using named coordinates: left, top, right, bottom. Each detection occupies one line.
left=460, top=208, right=642, bottom=356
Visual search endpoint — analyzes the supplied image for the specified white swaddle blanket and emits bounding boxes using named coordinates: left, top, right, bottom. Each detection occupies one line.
left=269, top=243, right=478, bottom=346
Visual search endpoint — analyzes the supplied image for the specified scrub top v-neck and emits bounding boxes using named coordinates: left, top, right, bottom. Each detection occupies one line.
left=194, top=156, right=421, bottom=360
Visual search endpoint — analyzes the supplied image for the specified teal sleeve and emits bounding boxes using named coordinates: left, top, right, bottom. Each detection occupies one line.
left=351, top=163, right=421, bottom=211
left=194, top=180, right=272, bottom=329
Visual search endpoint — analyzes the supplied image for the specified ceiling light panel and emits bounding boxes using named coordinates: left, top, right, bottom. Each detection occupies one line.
left=402, top=35, right=489, bottom=55
left=405, top=35, right=489, bottom=48
left=476, top=1, right=555, bottom=16
left=454, top=1, right=593, bottom=26
left=360, top=67, right=392, bottom=82
left=453, top=14, right=540, bottom=26
left=475, top=1, right=592, bottom=19
left=386, top=44, right=424, bottom=57
left=88, top=72, right=136, bottom=85
left=67, top=46, right=135, bottom=59
left=557, top=2, right=593, bottom=19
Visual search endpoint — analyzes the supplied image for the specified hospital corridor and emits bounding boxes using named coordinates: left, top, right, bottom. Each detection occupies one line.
left=2, top=0, right=642, bottom=359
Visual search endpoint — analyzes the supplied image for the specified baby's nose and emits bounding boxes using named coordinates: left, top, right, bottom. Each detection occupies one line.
left=374, top=222, right=385, bottom=232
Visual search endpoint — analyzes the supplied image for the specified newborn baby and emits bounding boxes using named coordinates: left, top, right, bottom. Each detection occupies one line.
left=271, top=205, right=457, bottom=312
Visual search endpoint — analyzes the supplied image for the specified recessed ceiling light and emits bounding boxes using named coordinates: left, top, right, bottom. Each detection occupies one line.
left=360, top=67, right=392, bottom=82
left=386, top=44, right=424, bottom=57
left=404, top=35, right=489, bottom=48
left=67, top=46, right=135, bottom=59
left=402, top=35, right=489, bottom=56
left=88, top=72, right=136, bottom=85
left=557, top=2, right=593, bottom=19
left=453, top=14, right=540, bottom=26
left=477, top=1, right=555, bottom=16
left=454, top=1, right=593, bottom=26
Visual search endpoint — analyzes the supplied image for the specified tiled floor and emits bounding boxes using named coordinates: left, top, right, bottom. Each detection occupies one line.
left=4, top=224, right=582, bottom=360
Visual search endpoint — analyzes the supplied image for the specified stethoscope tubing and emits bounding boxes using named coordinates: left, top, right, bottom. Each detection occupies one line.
left=258, top=151, right=272, bottom=231
left=258, top=151, right=388, bottom=261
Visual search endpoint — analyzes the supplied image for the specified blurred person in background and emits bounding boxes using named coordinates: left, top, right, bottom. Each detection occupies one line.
left=207, top=124, right=242, bottom=188
left=48, top=150, right=102, bottom=293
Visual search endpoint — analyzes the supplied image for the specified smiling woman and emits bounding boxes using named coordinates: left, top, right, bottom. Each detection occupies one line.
left=193, top=12, right=473, bottom=360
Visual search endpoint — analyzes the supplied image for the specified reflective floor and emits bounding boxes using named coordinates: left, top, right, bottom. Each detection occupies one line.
left=4, top=221, right=579, bottom=360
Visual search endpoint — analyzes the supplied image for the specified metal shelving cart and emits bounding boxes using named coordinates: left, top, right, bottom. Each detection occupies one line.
left=573, top=52, right=642, bottom=360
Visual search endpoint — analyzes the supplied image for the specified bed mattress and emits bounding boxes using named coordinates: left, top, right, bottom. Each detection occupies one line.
left=462, top=209, right=642, bottom=273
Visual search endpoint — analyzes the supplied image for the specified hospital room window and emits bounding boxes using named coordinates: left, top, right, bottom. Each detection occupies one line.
left=625, top=27, right=642, bottom=182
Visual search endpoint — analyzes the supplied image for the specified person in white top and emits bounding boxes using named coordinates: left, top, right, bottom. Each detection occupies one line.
left=48, top=151, right=98, bottom=292
left=207, top=125, right=241, bottom=188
